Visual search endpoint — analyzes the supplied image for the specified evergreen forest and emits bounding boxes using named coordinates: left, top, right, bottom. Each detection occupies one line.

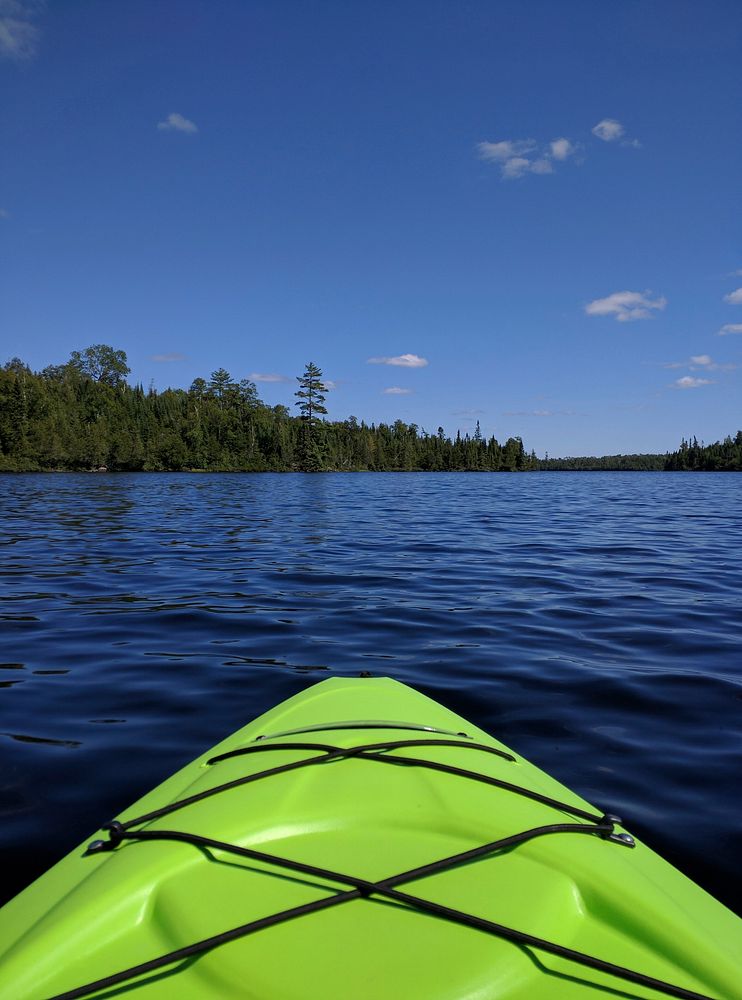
left=0, top=349, right=535, bottom=473
left=537, top=436, right=742, bottom=471
left=1, top=349, right=740, bottom=473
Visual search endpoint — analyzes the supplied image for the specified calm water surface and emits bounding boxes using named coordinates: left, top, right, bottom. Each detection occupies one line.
left=1, top=472, right=741, bottom=913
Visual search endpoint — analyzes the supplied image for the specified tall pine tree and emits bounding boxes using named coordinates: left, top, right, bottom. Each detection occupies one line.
left=294, top=362, right=328, bottom=471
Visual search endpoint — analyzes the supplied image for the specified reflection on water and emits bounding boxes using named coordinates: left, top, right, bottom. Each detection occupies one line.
left=0, top=472, right=741, bottom=913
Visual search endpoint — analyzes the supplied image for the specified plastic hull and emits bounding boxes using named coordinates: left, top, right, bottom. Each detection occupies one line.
left=0, top=677, right=740, bottom=999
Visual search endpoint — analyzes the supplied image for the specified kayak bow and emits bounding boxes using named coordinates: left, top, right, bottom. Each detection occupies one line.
left=0, top=677, right=740, bottom=999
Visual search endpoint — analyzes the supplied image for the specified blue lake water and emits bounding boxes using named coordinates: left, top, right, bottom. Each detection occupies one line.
left=1, top=472, right=741, bottom=914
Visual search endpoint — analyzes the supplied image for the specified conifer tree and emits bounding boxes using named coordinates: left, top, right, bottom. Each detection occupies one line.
left=294, top=362, right=328, bottom=471
left=208, top=368, right=235, bottom=404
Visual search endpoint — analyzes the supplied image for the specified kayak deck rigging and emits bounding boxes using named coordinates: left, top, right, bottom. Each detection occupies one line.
left=3, top=677, right=738, bottom=1000
left=50, top=729, right=720, bottom=1000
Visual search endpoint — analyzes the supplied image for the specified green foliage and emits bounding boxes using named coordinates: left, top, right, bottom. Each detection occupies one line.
left=295, top=362, right=328, bottom=421
left=68, top=344, right=130, bottom=387
left=0, top=350, right=541, bottom=473
left=295, top=362, right=329, bottom=471
left=537, top=453, right=667, bottom=471
left=3, top=349, right=739, bottom=474
left=664, top=432, right=742, bottom=471
left=536, top=434, right=742, bottom=471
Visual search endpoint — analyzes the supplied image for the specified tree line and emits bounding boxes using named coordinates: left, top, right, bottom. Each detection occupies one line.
left=1, top=347, right=739, bottom=472
left=538, top=453, right=666, bottom=471
left=539, top=434, right=742, bottom=472
left=0, top=348, right=534, bottom=472
left=664, top=434, right=742, bottom=471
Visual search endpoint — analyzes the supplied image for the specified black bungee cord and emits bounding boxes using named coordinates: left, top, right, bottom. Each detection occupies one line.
left=40, top=732, right=721, bottom=1000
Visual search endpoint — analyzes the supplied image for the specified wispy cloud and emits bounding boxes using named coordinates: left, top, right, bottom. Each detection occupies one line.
left=0, top=207, right=8, bottom=219
left=501, top=155, right=550, bottom=179
left=151, top=353, right=186, bottom=362
left=157, top=112, right=198, bottom=134
left=550, top=138, right=575, bottom=161
left=248, top=372, right=290, bottom=383
left=585, top=290, right=667, bottom=323
left=479, top=120, right=639, bottom=180
left=504, top=409, right=577, bottom=417
left=723, top=287, right=742, bottom=305
left=690, top=355, right=733, bottom=371
left=592, top=118, right=624, bottom=142
left=477, top=136, right=576, bottom=180
left=324, top=379, right=337, bottom=391
left=478, top=139, right=536, bottom=163
left=661, top=354, right=736, bottom=372
left=718, top=323, right=742, bottom=336
left=0, top=0, right=41, bottom=60
left=452, top=408, right=485, bottom=417
left=591, top=118, right=640, bottom=148
left=383, top=386, right=412, bottom=395
left=674, top=376, right=714, bottom=389
left=367, top=353, right=428, bottom=368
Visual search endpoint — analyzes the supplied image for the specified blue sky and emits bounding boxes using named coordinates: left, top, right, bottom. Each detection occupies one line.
left=1, top=0, right=740, bottom=456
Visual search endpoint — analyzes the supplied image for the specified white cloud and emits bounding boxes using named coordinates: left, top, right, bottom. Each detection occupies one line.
left=0, top=1, right=40, bottom=60
left=504, top=409, right=577, bottom=417
left=591, top=118, right=641, bottom=147
left=383, top=387, right=412, bottom=395
left=324, top=379, right=337, bottom=391
left=151, top=353, right=186, bottom=362
left=501, top=156, right=533, bottom=179
left=550, top=137, right=575, bottom=161
left=367, top=353, right=428, bottom=368
left=585, top=290, right=667, bottom=322
left=663, top=354, right=736, bottom=372
left=592, top=119, right=625, bottom=142
left=248, top=372, right=289, bottom=383
left=689, top=355, right=735, bottom=371
left=478, top=137, right=576, bottom=180
left=675, top=376, right=713, bottom=389
left=529, top=157, right=554, bottom=174
left=480, top=120, right=637, bottom=182
left=477, top=139, right=536, bottom=163
left=157, top=112, right=198, bottom=134
left=718, top=323, right=742, bottom=336
left=723, top=287, right=742, bottom=305
left=0, top=207, right=8, bottom=219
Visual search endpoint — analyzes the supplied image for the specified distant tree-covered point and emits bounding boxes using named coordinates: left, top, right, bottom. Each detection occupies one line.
left=663, top=434, right=742, bottom=471
left=536, top=434, right=742, bottom=472
left=537, top=453, right=667, bottom=471
left=0, top=350, right=534, bottom=473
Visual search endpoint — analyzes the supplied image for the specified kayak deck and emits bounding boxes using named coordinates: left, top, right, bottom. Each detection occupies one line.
left=0, top=677, right=740, bottom=999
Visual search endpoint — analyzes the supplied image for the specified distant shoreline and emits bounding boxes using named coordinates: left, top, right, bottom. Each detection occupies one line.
left=2, top=353, right=740, bottom=473
left=2, top=466, right=740, bottom=475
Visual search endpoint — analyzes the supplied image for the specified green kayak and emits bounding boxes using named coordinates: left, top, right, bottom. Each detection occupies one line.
left=0, top=677, right=740, bottom=1000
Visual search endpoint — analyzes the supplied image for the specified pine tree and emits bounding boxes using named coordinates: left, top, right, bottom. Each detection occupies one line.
left=208, top=368, right=235, bottom=405
left=295, top=362, right=328, bottom=471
